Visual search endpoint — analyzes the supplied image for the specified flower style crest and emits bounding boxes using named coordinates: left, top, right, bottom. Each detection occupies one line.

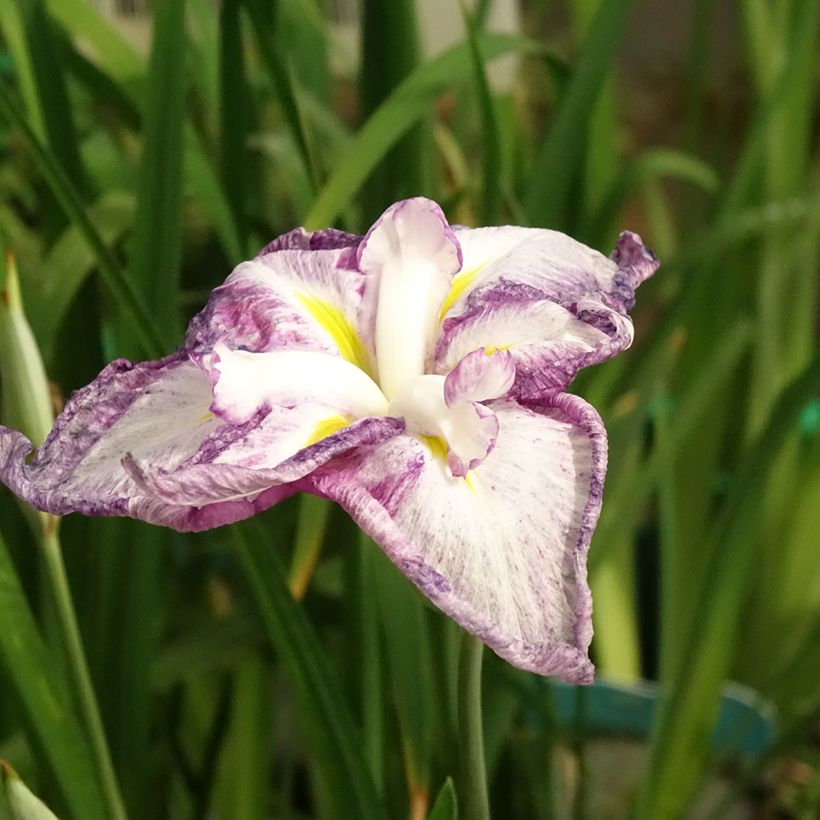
left=0, top=198, right=658, bottom=683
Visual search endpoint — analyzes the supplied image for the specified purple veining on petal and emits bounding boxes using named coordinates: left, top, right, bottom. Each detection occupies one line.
left=185, top=248, right=373, bottom=360
left=305, top=394, right=606, bottom=683
left=0, top=353, right=219, bottom=521
left=611, top=231, right=659, bottom=287
left=123, top=416, right=405, bottom=507
left=525, top=391, right=607, bottom=659
left=255, top=227, right=360, bottom=256
left=433, top=231, right=659, bottom=397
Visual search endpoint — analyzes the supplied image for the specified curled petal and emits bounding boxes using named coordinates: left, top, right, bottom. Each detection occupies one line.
left=609, top=230, right=659, bottom=310
left=307, top=393, right=605, bottom=681
left=443, top=347, right=515, bottom=407
left=125, top=415, right=404, bottom=510
left=435, top=226, right=658, bottom=392
left=444, top=402, right=498, bottom=477
left=436, top=297, right=630, bottom=397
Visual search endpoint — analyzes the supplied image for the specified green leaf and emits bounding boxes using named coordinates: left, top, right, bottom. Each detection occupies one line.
left=304, top=33, right=545, bottom=230
left=359, top=0, right=426, bottom=219
left=127, top=0, right=188, bottom=342
left=218, top=0, right=250, bottom=252
left=0, top=533, right=108, bottom=820
left=287, top=495, right=332, bottom=600
left=44, top=0, right=143, bottom=84
left=245, top=0, right=321, bottom=193
left=427, top=778, right=458, bottom=820
left=371, top=543, right=433, bottom=803
left=28, top=191, right=135, bottom=359
left=589, top=148, right=720, bottom=246
left=6, top=0, right=89, bottom=195
left=459, top=0, right=501, bottom=224
left=636, top=352, right=820, bottom=819
left=0, top=83, right=168, bottom=358
left=231, top=520, right=385, bottom=820
left=523, top=0, right=632, bottom=230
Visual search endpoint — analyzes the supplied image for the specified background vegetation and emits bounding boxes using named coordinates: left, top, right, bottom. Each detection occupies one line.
left=0, top=0, right=819, bottom=817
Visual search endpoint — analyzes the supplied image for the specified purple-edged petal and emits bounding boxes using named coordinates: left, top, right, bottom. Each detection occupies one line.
left=306, top=393, right=605, bottom=681
left=0, top=354, right=219, bottom=521
left=186, top=245, right=376, bottom=376
left=434, top=226, right=658, bottom=393
left=125, top=415, right=404, bottom=510
left=0, top=349, right=401, bottom=532
left=255, top=226, right=360, bottom=256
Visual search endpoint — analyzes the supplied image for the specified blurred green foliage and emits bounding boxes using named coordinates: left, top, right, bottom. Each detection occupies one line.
left=0, top=0, right=818, bottom=818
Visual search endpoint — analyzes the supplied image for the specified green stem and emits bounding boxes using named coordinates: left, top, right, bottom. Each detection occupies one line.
left=39, top=527, right=128, bottom=820
left=457, top=632, right=490, bottom=820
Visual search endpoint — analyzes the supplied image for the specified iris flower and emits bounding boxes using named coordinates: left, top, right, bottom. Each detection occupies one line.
left=0, top=198, right=656, bottom=682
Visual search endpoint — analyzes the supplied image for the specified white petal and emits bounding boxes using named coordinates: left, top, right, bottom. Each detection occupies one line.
left=358, top=198, right=461, bottom=398
left=308, top=394, right=605, bottom=681
left=210, top=344, right=389, bottom=425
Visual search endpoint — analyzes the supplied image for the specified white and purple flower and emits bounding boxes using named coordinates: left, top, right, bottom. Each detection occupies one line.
left=0, top=198, right=657, bottom=682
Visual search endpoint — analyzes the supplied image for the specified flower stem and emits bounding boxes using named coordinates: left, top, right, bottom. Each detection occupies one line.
left=457, top=632, right=490, bottom=820
left=39, top=526, right=128, bottom=820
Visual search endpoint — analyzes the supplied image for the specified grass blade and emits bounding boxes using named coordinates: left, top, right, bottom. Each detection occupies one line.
left=523, top=0, right=632, bottom=230
left=636, top=352, right=820, bottom=818
left=7, top=0, right=89, bottom=195
left=459, top=0, right=501, bottom=224
left=359, top=0, right=425, bottom=220
left=0, top=532, right=108, bottom=820
left=218, top=0, right=249, bottom=253
left=127, top=0, right=187, bottom=342
left=0, top=83, right=169, bottom=358
left=245, top=0, right=321, bottom=193
left=305, top=33, right=545, bottom=230
left=231, top=519, right=385, bottom=820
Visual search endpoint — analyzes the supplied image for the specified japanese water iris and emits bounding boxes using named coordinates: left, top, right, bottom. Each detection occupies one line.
left=0, top=198, right=657, bottom=683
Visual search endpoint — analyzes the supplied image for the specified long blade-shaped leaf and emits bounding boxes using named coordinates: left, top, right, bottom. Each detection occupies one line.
left=636, top=352, right=820, bottom=818
left=523, top=0, right=631, bottom=230
left=231, top=520, right=385, bottom=820
left=128, top=0, right=187, bottom=342
left=0, top=83, right=168, bottom=358
left=8, top=0, right=89, bottom=196
left=304, top=33, right=544, bottom=230
left=0, top=532, right=108, bottom=820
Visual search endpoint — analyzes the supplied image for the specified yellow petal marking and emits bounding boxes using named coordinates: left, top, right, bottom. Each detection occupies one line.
left=419, top=434, right=448, bottom=464
left=304, top=414, right=352, bottom=447
left=438, top=264, right=484, bottom=321
left=418, top=435, right=477, bottom=491
left=483, top=344, right=509, bottom=356
left=295, top=292, right=373, bottom=376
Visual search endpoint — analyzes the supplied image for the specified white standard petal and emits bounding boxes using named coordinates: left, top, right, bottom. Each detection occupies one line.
left=209, top=343, right=389, bottom=425
left=358, top=198, right=462, bottom=399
